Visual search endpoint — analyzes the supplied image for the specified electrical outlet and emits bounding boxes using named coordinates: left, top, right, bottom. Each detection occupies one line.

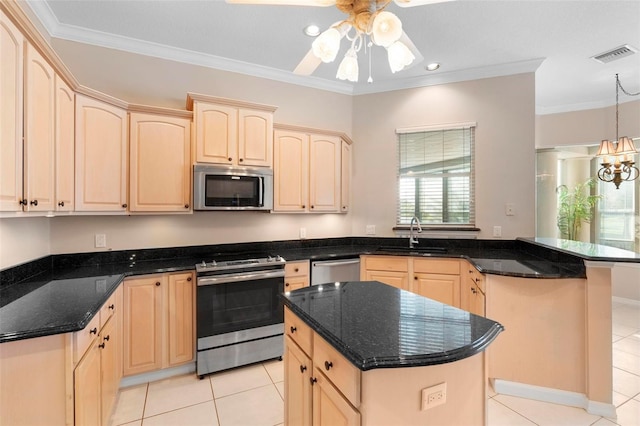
left=299, top=228, right=307, bottom=239
left=505, top=203, right=515, bottom=216
left=95, top=234, right=107, bottom=248
left=493, top=226, right=502, bottom=238
left=421, top=382, right=447, bottom=410
left=366, top=225, right=376, bottom=235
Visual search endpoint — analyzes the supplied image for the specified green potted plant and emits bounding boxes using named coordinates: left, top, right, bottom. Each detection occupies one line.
left=556, top=178, right=603, bottom=241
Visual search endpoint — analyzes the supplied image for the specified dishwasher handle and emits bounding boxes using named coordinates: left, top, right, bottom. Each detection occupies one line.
left=312, top=259, right=360, bottom=268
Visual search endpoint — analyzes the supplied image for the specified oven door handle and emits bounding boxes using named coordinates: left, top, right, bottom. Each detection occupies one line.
left=197, top=269, right=285, bottom=286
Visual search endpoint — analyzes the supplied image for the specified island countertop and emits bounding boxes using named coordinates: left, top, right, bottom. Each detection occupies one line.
left=282, top=280, right=504, bottom=371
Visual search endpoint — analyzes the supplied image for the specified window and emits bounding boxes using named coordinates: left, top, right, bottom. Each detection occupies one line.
left=596, top=178, right=636, bottom=251
left=396, top=124, right=475, bottom=226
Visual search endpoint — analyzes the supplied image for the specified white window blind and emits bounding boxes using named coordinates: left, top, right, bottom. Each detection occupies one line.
left=397, top=125, right=475, bottom=226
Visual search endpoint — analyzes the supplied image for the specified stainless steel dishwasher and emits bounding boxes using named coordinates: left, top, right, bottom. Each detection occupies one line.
left=311, top=257, right=361, bottom=285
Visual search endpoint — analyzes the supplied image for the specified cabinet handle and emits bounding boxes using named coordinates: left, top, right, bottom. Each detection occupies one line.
left=300, top=365, right=307, bottom=373
left=103, top=335, right=110, bottom=342
left=324, top=361, right=333, bottom=371
left=122, top=203, right=128, bottom=208
left=285, top=282, right=290, bottom=287
left=228, top=157, right=232, bottom=162
left=311, top=205, right=314, bottom=209
left=294, top=268, right=299, bottom=272
left=185, top=204, right=190, bottom=209
left=471, top=287, right=477, bottom=294
left=58, top=201, right=65, bottom=207
left=239, top=158, right=244, bottom=162
left=475, top=278, right=480, bottom=283
left=155, top=281, right=161, bottom=286
left=302, top=205, right=306, bottom=209
left=342, top=206, right=347, bottom=210
left=18, top=199, right=27, bottom=206
left=310, top=377, right=317, bottom=385
left=108, top=304, right=115, bottom=310
left=414, top=276, right=417, bottom=280
left=98, top=342, right=105, bottom=349
left=290, top=326, right=297, bottom=333
left=187, top=277, right=192, bottom=282
left=30, top=200, right=38, bottom=206
left=90, top=327, right=97, bottom=335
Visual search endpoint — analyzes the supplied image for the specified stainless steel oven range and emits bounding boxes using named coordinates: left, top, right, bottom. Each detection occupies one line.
left=195, top=254, right=286, bottom=379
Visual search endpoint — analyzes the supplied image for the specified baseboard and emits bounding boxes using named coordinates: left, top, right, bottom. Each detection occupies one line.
left=492, top=379, right=617, bottom=419
left=119, top=362, right=196, bottom=388
left=613, top=296, right=640, bottom=307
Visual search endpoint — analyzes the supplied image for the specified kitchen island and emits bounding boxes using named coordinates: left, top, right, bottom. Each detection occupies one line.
left=281, top=281, right=504, bottom=425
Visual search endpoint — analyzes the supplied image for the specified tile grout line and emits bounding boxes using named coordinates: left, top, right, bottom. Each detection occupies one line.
left=208, top=376, right=222, bottom=426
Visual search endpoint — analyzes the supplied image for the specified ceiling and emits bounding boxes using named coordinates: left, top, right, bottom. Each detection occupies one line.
left=25, top=0, right=640, bottom=114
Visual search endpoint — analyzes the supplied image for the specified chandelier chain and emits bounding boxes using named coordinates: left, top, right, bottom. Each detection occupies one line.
left=614, top=74, right=640, bottom=141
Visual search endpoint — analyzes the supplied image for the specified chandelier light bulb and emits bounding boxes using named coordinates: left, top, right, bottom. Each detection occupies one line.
left=312, top=28, right=341, bottom=63
left=371, top=11, right=402, bottom=47
left=387, top=40, right=415, bottom=73
left=336, top=48, right=359, bottom=82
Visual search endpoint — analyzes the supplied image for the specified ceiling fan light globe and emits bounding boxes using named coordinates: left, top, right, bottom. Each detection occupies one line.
left=336, top=48, right=359, bottom=82
left=312, top=28, right=341, bottom=63
left=387, top=40, right=415, bottom=73
left=371, top=11, right=402, bottom=47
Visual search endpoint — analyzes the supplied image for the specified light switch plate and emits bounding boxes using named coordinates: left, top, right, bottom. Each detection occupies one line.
left=95, top=234, right=106, bottom=248
left=493, top=226, right=502, bottom=238
left=366, top=225, right=376, bottom=235
left=299, top=228, right=307, bottom=239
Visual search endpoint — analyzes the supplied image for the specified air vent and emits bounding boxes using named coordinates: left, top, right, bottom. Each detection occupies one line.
left=591, top=44, right=637, bottom=64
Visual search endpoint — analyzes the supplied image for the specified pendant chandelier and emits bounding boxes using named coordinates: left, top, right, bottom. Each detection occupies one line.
left=596, top=74, right=640, bottom=189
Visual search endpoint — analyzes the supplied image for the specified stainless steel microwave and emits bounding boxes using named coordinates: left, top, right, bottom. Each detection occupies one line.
left=193, top=164, right=273, bottom=211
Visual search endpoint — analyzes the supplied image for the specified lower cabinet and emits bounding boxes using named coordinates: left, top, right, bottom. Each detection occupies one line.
left=284, top=308, right=361, bottom=426
left=285, top=260, right=310, bottom=292
left=360, top=256, right=409, bottom=291
left=461, top=262, right=486, bottom=316
left=412, top=259, right=461, bottom=307
left=74, top=285, right=123, bottom=426
left=123, top=271, right=195, bottom=376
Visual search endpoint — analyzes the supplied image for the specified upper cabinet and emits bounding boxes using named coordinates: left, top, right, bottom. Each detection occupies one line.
left=54, top=75, right=75, bottom=211
left=129, top=111, right=192, bottom=212
left=187, top=93, right=276, bottom=167
left=273, top=125, right=350, bottom=214
left=75, top=95, right=128, bottom=211
left=0, top=11, right=24, bottom=212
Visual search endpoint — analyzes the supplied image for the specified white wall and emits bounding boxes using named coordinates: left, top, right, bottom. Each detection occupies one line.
left=350, top=73, right=536, bottom=239
left=0, top=217, right=50, bottom=269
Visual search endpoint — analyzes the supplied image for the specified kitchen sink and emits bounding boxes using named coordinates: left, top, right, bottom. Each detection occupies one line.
left=375, top=246, right=448, bottom=255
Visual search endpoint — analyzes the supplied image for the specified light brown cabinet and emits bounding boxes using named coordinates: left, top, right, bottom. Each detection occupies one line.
left=0, top=10, right=24, bottom=212
left=412, top=259, right=461, bottom=307
left=74, top=285, right=123, bottom=426
left=273, top=127, right=344, bottom=213
left=284, top=308, right=361, bottom=426
left=340, top=140, right=351, bottom=213
left=461, top=262, right=485, bottom=316
left=285, top=260, right=310, bottom=292
left=123, top=271, right=195, bottom=376
left=75, top=94, right=128, bottom=211
left=54, top=75, right=75, bottom=211
left=360, top=256, right=410, bottom=291
left=129, top=112, right=191, bottom=212
left=188, top=94, right=276, bottom=167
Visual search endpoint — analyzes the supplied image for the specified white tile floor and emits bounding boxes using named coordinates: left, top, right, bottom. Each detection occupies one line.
left=111, top=301, right=640, bottom=426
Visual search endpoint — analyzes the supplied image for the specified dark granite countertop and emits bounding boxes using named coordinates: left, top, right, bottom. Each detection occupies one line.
left=2, top=236, right=637, bottom=344
left=282, top=281, right=504, bottom=370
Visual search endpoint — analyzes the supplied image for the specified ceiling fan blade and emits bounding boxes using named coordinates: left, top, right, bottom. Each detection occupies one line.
left=393, top=0, right=454, bottom=7
left=399, top=31, right=424, bottom=67
left=226, top=0, right=336, bottom=6
left=293, top=49, right=323, bottom=75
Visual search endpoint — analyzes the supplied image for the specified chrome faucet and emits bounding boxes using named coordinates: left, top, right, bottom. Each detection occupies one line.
left=409, top=216, right=422, bottom=248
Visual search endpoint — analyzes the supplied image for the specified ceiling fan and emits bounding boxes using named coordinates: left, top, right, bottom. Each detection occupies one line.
left=226, top=0, right=454, bottom=82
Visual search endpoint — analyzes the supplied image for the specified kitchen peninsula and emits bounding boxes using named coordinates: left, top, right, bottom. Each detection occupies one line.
left=282, top=281, right=504, bottom=425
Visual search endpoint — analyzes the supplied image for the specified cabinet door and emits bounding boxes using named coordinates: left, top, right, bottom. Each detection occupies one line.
left=238, top=109, right=272, bottom=167
left=285, top=276, right=309, bottom=292
left=74, top=337, right=102, bottom=426
left=284, top=336, right=312, bottom=426
left=363, top=270, right=409, bottom=291
left=194, top=102, right=237, bottom=164
left=412, top=273, right=461, bottom=307
left=75, top=95, right=128, bottom=211
left=168, top=272, right=195, bottom=366
left=123, top=276, right=164, bottom=376
left=309, top=135, right=340, bottom=212
left=100, top=317, right=118, bottom=426
left=55, top=75, right=74, bottom=211
left=129, top=113, right=191, bottom=212
left=0, top=11, right=24, bottom=212
left=23, top=43, right=55, bottom=212
left=340, top=140, right=351, bottom=213
left=274, top=130, right=308, bottom=212
left=312, top=370, right=360, bottom=426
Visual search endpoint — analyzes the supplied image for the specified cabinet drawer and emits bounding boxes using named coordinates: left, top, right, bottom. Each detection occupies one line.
left=74, top=313, right=101, bottom=363
left=100, top=291, right=117, bottom=330
left=285, top=260, right=310, bottom=277
left=413, top=258, right=460, bottom=275
left=285, top=307, right=312, bottom=356
left=313, top=333, right=361, bottom=408
left=465, top=262, right=485, bottom=293
left=363, top=256, right=409, bottom=272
